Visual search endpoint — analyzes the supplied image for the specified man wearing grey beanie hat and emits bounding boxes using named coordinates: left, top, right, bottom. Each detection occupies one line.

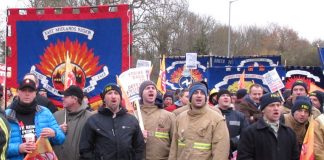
left=138, top=80, right=175, bottom=160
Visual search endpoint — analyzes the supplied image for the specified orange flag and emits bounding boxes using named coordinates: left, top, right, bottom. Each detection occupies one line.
left=64, top=53, right=75, bottom=90
left=309, top=83, right=324, bottom=93
left=238, top=70, right=245, bottom=89
left=300, top=116, right=315, bottom=160
left=156, top=54, right=166, bottom=94
left=116, top=76, right=134, bottom=113
left=24, top=138, right=58, bottom=160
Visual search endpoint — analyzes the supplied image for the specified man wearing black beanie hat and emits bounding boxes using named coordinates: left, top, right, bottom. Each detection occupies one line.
left=309, top=91, right=323, bottom=113
left=291, top=80, right=308, bottom=95
left=216, top=89, right=248, bottom=159
left=284, top=96, right=323, bottom=152
left=290, top=80, right=321, bottom=118
left=80, top=83, right=145, bottom=159
left=238, top=92, right=299, bottom=160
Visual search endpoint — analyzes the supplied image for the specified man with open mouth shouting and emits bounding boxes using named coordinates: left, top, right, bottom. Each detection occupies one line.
left=238, top=93, right=299, bottom=160
left=168, top=82, right=230, bottom=160
left=139, top=80, right=175, bottom=160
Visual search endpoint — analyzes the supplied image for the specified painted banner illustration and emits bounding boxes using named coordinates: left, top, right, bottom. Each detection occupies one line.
left=6, top=5, right=131, bottom=108
left=285, top=66, right=324, bottom=90
left=166, top=56, right=208, bottom=90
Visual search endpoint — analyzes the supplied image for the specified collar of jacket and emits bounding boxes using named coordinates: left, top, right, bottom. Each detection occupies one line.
left=187, top=104, right=208, bottom=117
left=141, top=104, right=159, bottom=114
left=244, top=95, right=259, bottom=109
left=256, top=117, right=288, bottom=130
left=66, top=103, right=88, bottom=116
left=6, top=105, right=43, bottom=123
left=219, top=106, right=233, bottom=114
left=98, top=106, right=126, bottom=116
left=286, top=114, right=309, bottom=129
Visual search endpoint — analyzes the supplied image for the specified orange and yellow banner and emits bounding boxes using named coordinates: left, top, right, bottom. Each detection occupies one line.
left=300, top=116, right=315, bottom=160
left=64, top=53, right=76, bottom=90
left=238, top=70, right=245, bottom=90
left=24, top=138, right=58, bottom=160
left=157, top=54, right=166, bottom=94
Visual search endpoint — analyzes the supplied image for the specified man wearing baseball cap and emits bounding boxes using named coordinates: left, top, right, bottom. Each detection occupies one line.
left=169, top=82, right=230, bottom=160
left=80, top=83, right=145, bottom=160
left=238, top=93, right=299, bottom=160
left=54, top=85, right=93, bottom=160
left=6, top=79, right=65, bottom=160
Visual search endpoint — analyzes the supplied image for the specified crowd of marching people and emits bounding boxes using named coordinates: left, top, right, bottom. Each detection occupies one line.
left=0, top=72, right=323, bottom=160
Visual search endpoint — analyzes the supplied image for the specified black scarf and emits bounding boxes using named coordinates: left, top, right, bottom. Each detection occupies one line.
left=13, top=99, right=37, bottom=115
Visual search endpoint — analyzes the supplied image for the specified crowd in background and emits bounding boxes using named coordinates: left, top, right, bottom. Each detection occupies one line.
left=0, top=72, right=323, bottom=160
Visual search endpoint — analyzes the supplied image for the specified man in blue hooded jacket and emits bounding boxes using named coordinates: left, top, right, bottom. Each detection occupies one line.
left=6, top=79, right=65, bottom=160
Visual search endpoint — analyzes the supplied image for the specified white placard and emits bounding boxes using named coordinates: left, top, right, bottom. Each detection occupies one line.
left=263, top=69, right=285, bottom=93
left=185, top=53, right=197, bottom=69
left=118, top=67, right=150, bottom=102
left=136, top=60, right=151, bottom=68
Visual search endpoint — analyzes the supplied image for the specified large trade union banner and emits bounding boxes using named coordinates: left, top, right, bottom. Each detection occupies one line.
left=6, top=5, right=131, bottom=108
left=165, top=56, right=209, bottom=90
left=208, top=66, right=286, bottom=93
left=232, top=55, right=281, bottom=67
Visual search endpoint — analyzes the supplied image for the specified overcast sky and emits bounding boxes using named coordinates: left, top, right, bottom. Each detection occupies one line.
left=188, top=0, right=324, bottom=42
left=1, top=0, right=323, bottom=42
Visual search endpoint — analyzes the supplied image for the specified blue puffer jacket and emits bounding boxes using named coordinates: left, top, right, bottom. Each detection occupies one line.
left=5, top=105, right=65, bottom=160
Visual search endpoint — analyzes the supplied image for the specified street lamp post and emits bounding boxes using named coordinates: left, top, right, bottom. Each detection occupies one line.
left=227, top=0, right=239, bottom=58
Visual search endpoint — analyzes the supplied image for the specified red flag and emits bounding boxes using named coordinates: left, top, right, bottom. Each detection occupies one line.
left=300, top=116, right=315, bottom=160
left=238, top=70, right=245, bottom=89
left=157, top=55, right=166, bottom=94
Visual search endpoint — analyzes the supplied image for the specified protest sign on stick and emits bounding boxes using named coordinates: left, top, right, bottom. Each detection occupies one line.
left=185, top=53, right=197, bottom=70
left=118, top=67, right=150, bottom=130
left=263, top=68, right=285, bottom=101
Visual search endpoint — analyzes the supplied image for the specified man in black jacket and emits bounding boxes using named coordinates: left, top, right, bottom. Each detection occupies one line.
left=216, top=89, right=248, bottom=158
left=237, top=93, right=299, bottom=160
left=79, top=83, right=145, bottom=160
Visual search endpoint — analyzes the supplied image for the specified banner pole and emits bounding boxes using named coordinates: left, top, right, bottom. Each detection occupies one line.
left=277, top=90, right=285, bottom=103
left=134, top=100, right=144, bottom=131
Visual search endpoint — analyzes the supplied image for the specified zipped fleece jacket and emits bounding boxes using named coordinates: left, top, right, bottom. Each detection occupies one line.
left=141, top=105, right=175, bottom=160
left=53, top=106, right=93, bottom=160
left=79, top=107, right=145, bottom=160
left=6, top=106, right=65, bottom=160
left=168, top=104, right=230, bottom=160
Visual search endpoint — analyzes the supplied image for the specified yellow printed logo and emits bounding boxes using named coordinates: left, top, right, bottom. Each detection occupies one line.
left=105, top=86, right=112, bottom=92
left=270, top=93, right=280, bottom=98
left=300, top=104, right=309, bottom=110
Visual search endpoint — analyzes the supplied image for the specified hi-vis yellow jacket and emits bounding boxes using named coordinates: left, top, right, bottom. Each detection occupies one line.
left=141, top=104, right=175, bottom=160
left=168, top=104, right=230, bottom=160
